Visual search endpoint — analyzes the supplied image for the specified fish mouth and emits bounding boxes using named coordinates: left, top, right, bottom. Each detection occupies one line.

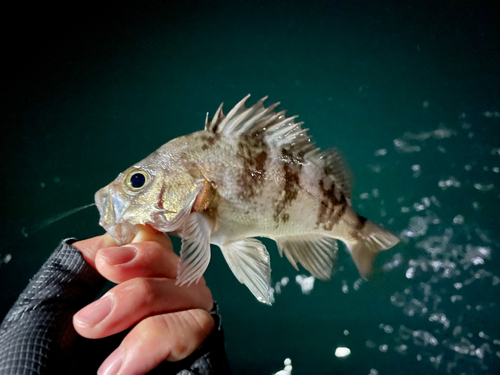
left=95, top=185, right=139, bottom=245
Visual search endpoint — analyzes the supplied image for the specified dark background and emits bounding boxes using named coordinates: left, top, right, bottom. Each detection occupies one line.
left=1, top=1, right=499, bottom=374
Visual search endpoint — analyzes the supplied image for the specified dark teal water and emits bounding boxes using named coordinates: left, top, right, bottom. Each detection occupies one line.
left=1, top=1, right=499, bottom=374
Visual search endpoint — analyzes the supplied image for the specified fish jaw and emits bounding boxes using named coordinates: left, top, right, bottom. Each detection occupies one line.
left=95, top=184, right=139, bottom=245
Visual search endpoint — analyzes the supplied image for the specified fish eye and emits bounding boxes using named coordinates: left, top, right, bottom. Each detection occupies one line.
left=124, top=170, right=149, bottom=192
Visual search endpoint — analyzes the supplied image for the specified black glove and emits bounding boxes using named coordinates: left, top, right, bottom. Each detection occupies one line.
left=0, top=239, right=231, bottom=374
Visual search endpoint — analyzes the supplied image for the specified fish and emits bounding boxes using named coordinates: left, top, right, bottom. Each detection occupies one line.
left=95, top=95, right=400, bottom=304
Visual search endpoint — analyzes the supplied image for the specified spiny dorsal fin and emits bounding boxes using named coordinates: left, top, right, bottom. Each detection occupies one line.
left=206, top=95, right=353, bottom=197
left=207, top=94, right=316, bottom=156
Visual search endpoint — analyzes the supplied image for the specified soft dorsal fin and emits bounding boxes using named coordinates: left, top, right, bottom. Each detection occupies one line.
left=206, top=95, right=353, bottom=197
left=317, top=149, right=353, bottom=201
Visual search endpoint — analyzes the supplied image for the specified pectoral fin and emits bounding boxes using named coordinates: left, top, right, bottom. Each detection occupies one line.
left=274, top=236, right=338, bottom=281
left=177, top=213, right=212, bottom=286
left=220, top=238, right=272, bottom=305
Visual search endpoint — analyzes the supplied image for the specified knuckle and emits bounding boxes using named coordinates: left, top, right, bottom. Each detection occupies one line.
left=188, top=309, right=215, bottom=335
left=129, top=277, right=156, bottom=302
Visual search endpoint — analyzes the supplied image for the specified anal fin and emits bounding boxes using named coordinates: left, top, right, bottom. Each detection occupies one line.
left=220, top=238, right=272, bottom=305
left=274, top=236, right=338, bottom=281
left=177, top=213, right=212, bottom=286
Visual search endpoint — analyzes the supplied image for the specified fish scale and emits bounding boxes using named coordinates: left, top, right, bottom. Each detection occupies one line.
left=95, top=95, right=400, bottom=304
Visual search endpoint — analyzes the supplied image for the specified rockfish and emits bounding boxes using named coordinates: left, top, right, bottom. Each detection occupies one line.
left=95, top=95, right=399, bottom=304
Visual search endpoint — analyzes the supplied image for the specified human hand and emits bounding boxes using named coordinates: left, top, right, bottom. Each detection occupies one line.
left=73, top=226, right=215, bottom=374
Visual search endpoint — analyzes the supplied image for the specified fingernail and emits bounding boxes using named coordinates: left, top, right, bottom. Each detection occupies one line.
left=74, top=294, right=113, bottom=327
left=98, top=346, right=123, bottom=375
left=100, top=246, right=137, bottom=265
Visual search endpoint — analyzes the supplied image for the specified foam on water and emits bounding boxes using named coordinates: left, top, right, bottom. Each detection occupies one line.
left=365, top=111, right=500, bottom=373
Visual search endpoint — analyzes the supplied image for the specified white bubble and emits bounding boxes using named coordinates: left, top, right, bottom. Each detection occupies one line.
left=478, top=331, right=489, bottom=339
left=374, top=148, right=388, bottom=156
left=295, top=275, right=315, bottom=295
left=405, top=216, right=429, bottom=237
left=473, top=183, right=494, bottom=192
left=413, top=203, right=426, bottom=211
left=453, top=215, right=464, bottom=225
left=406, top=267, right=415, bottom=279
left=395, top=344, right=407, bottom=354
left=335, top=347, right=351, bottom=357
left=429, top=313, right=450, bottom=329
left=484, top=111, right=500, bottom=118
left=394, top=139, right=421, bottom=153
left=438, top=176, right=461, bottom=189
left=368, top=164, right=382, bottom=173
left=342, top=281, right=349, bottom=294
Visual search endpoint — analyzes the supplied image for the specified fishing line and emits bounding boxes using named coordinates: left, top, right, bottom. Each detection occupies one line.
left=22, top=203, right=96, bottom=237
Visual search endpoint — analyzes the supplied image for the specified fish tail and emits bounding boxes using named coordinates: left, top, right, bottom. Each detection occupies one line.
left=346, top=220, right=400, bottom=278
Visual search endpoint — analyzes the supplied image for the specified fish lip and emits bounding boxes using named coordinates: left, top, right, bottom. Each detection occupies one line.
left=105, top=222, right=139, bottom=245
left=95, top=185, right=139, bottom=245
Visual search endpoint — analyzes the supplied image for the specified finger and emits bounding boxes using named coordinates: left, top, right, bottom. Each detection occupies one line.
left=73, top=277, right=213, bottom=339
left=97, top=309, right=215, bottom=375
left=95, top=240, right=180, bottom=283
left=73, top=225, right=170, bottom=269
left=130, top=224, right=171, bottom=247
left=73, top=233, right=117, bottom=268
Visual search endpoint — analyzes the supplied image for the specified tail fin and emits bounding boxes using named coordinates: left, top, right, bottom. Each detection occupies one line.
left=346, top=220, right=400, bottom=278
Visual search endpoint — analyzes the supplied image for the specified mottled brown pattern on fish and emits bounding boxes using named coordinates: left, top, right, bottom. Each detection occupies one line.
left=235, top=134, right=268, bottom=200
left=200, top=133, right=220, bottom=150
left=281, top=147, right=305, bottom=164
left=273, top=148, right=302, bottom=223
left=349, top=214, right=369, bottom=240
left=355, top=215, right=368, bottom=231
left=316, top=178, right=348, bottom=230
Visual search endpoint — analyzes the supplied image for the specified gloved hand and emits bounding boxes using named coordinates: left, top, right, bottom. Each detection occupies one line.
left=0, top=229, right=231, bottom=374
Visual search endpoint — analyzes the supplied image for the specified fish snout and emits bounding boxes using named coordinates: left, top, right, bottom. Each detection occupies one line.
left=94, top=185, right=138, bottom=245
left=95, top=185, right=114, bottom=227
